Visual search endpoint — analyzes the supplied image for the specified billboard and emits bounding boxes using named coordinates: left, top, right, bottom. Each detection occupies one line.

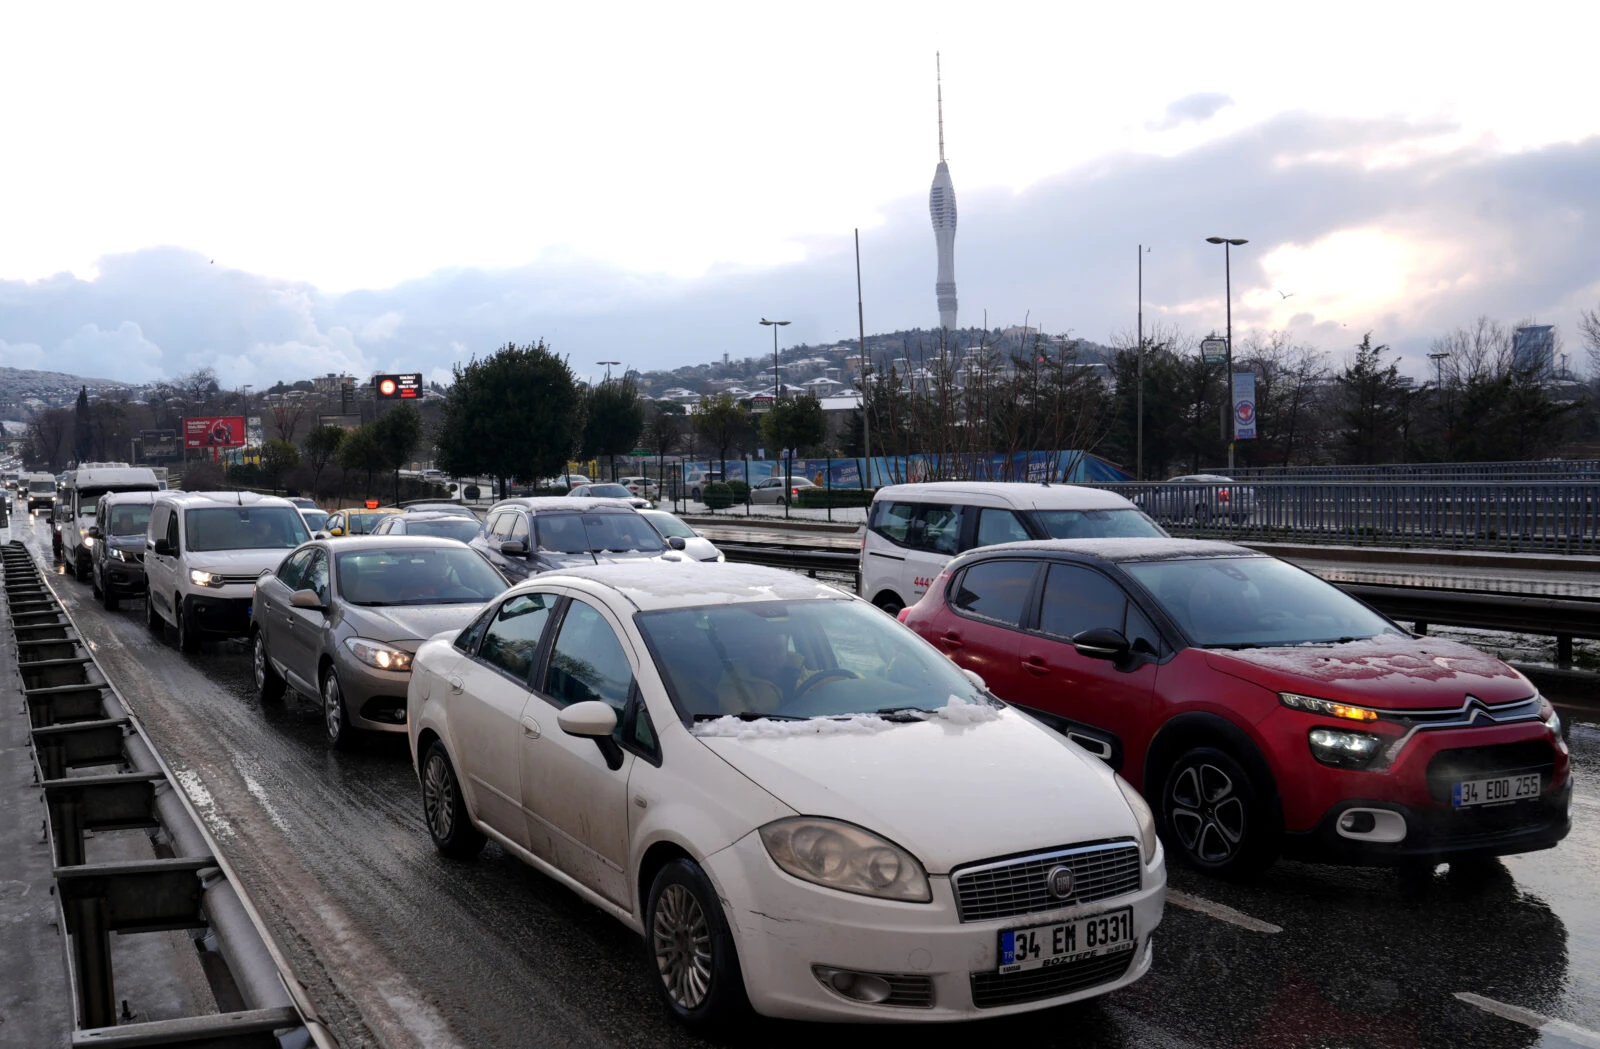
left=374, top=373, right=422, bottom=399
left=1233, top=372, right=1257, bottom=441
left=183, top=416, right=246, bottom=449
left=1200, top=337, right=1228, bottom=365
left=139, top=429, right=177, bottom=457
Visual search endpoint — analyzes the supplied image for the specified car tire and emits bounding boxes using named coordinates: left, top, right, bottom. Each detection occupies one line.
left=872, top=593, right=904, bottom=617
left=645, top=858, right=749, bottom=1030
left=74, top=552, right=90, bottom=583
left=101, top=577, right=119, bottom=611
left=1159, top=746, right=1278, bottom=878
left=321, top=667, right=356, bottom=750
left=90, top=564, right=103, bottom=598
left=252, top=629, right=286, bottom=705
left=175, top=598, right=200, bottom=653
left=145, top=591, right=165, bottom=636
left=420, top=741, right=486, bottom=858
left=1194, top=503, right=1212, bottom=525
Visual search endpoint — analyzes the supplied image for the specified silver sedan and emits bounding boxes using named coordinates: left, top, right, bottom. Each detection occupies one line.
left=251, top=536, right=510, bottom=749
left=749, top=475, right=817, bottom=505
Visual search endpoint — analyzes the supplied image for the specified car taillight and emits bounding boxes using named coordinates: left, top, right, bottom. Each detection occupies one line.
left=1218, top=488, right=1230, bottom=502
left=792, top=486, right=801, bottom=496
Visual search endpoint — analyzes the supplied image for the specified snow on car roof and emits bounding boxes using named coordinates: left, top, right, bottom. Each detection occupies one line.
left=968, top=537, right=1262, bottom=563
left=872, top=481, right=1136, bottom=510
left=526, top=561, right=852, bottom=610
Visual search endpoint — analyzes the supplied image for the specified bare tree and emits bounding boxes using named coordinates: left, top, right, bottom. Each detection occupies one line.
left=1580, top=305, right=1600, bottom=376
left=271, top=400, right=310, bottom=442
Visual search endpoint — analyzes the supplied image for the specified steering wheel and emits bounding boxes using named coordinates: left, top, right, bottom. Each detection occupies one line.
left=792, top=668, right=860, bottom=699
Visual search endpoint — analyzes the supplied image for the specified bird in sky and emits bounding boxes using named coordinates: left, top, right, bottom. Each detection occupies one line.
left=1277, top=290, right=1295, bottom=300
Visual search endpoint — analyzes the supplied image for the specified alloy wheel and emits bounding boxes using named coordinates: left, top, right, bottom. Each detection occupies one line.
left=253, top=635, right=267, bottom=692
left=652, top=884, right=713, bottom=1010
left=1169, top=762, right=1246, bottom=864
left=322, top=673, right=344, bottom=743
left=422, top=751, right=455, bottom=841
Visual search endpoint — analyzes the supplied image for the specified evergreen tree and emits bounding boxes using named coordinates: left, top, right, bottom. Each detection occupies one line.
left=1335, top=335, right=1407, bottom=464
left=434, top=342, right=580, bottom=498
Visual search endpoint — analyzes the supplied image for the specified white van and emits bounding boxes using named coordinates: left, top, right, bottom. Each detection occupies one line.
left=144, top=491, right=311, bottom=652
left=61, top=464, right=160, bottom=583
left=859, top=481, right=1165, bottom=614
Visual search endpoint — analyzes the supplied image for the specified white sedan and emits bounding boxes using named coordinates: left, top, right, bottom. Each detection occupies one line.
left=407, top=562, right=1164, bottom=1026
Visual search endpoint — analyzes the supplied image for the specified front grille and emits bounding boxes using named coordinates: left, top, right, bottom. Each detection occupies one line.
left=1426, top=740, right=1554, bottom=803
left=218, top=574, right=260, bottom=586
left=970, top=949, right=1134, bottom=1008
left=953, top=841, right=1141, bottom=924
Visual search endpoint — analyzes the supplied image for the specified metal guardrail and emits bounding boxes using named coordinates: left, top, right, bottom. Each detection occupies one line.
left=718, top=542, right=1600, bottom=665
left=2, top=540, right=333, bottom=1049
left=1086, top=481, right=1600, bottom=554
left=1205, top=459, right=1600, bottom=482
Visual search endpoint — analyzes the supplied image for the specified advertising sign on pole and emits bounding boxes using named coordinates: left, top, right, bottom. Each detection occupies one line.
left=183, top=416, right=247, bottom=449
left=1200, top=338, right=1228, bottom=365
left=1233, top=372, right=1257, bottom=441
left=139, top=429, right=177, bottom=457
left=374, top=373, right=422, bottom=399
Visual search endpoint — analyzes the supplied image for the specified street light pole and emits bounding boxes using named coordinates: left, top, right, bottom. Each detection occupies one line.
left=759, top=318, right=790, bottom=398
left=856, top=230, right=870, bottom=485
left=1137, top=244, right=1144, bottom=482
left=596, top=360, right=620, bottom=382
left=1205, top=236, right=1248, bottom=471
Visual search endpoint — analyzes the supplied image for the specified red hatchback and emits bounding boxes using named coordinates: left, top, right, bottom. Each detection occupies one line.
left=901, top=538, right=1572, bottom=876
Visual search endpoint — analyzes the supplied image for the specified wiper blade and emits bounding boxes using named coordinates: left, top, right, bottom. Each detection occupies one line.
left=873, top=706, right=931, bottom=721
left=691, top=712, right=806, bottom=722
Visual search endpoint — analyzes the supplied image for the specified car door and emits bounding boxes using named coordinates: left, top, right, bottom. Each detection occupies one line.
left=1017, top=561, right=1162, bottom=772
left=451, top=591, right=557, bottom=851
left=259, top=547, right=313, bottom=683
left=522, top=595, right=637, bottom=907
left=148, top=506, right=181, bottom=620
left=936, top=558, right=1041, bottom=702
left=278, top=549, right=331, bottom=696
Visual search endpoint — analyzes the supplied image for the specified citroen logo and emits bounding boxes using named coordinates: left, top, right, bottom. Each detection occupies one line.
left=1046, top=865, right=1075, bottom=899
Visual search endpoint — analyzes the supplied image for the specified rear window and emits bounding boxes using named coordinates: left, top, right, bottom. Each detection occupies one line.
left=184, top=507, right=309, bottom=552
left=1032, top=508, right=1164, bottom=540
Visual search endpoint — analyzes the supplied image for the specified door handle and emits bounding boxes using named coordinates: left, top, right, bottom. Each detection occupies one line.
left=1021, top=656, right=1051, bottom=676
left=940, top=632, right=964, bottom=649
left=521, top=716, right=541, bottom=739
left=448, top=676, right=464, bottom=695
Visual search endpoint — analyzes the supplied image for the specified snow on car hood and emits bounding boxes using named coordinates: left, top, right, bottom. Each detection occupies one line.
left=695, top=704, right=1138, bottom=874
left=340, top=602, right=488, bottom=647
left=1202, top=632, right=1533, bottom=709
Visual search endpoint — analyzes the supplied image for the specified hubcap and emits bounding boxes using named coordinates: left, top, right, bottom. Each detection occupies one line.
left=1170, top=763, right=1245, bottom=864
left=323, top=675, right=342, bottom=740
left=422, top=753, right=454, bottom=841
left=653, top=884, right=713, bottom=1010
left=253, top=636, right=266, bottom=690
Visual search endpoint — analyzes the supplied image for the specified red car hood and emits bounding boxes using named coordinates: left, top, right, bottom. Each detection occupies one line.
left=1203, top=633, right=1534, bottom=710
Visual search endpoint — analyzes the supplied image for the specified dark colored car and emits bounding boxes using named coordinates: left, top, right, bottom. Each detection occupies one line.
left=90, top=491, right=157, bottom=610
left=469, top=497, right=682, bottom=583
left=901, top=538, right=1570, bottom=876
left=372, top=510, right=484, bottom=544
left=400, top=501, right=479, bottom=519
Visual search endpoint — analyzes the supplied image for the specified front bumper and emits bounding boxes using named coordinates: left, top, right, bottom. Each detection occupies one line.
left=184, top=593, right=253, bottom=638
left=333, top=650, right=413, bottom=733
left=704, top=832, right=1165, bottom=1021
left=102, top=559, right=148, bottom=596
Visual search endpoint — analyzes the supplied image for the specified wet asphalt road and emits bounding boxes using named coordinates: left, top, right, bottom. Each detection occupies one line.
left=12, top=514, right=1600, bottom=1049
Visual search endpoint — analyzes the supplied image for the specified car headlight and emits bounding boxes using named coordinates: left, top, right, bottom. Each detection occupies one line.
left=109, top=546, right=127, bottom=562
left=82, top=534, right=96, bottom=548
left=1308, top=727, right=1383, bottom=769
left=1539, top=697, right=1564, bottom=740
left=343, top=637, right=413, bottom=672
left=1280, top=692, right=1378, bottom=722
left=758, top=817, right=931, bottom=902
left=1115, top=775, right=1158, bottom=864
left=189, top=569, right=225, bottom=588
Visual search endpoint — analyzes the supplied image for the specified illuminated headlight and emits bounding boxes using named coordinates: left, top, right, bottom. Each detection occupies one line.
left=1116, top=775, right=1158, bottom=864
left=1308, top=727, right=1383, bottom=769
left=343, top=637, right=413, bottom=672
left=1280, top=692, right=1378, bottom=722
left=82, top=535, right=96, bottom=549
left=759, top=817, right=931, bottom=902
left=189, top=569, right=225, bottom=588
left=109, top=546, right=128, bottom=562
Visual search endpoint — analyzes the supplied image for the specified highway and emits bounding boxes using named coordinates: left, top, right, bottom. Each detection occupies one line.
left=7, top=511, right=1600, bottom=1049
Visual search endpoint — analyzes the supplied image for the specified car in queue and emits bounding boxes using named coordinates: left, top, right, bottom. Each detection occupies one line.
left=253, top=536, right=509, bottom=748
left=469, top=497, right=686, bottom=583
left=567, top=482, right=652, bottom=509
left=371, top=510, right=484, bottom=544
left=900, top=538, right=1571, bottom=877
left=143, top=491, right=312, bottom=652
left=60, top=463, right=161, bottom=583
left=23, top=472, right=58, bottom=512
left=399, top=501, right=479, bottom=519
left=1134, top=474, right=1256, bottom=525
left=324, top=506, right=403, bottom=537
left=298, top=507, right=331, bottom=535
left=861, top=482, right=1166, bottom=616
left=407, top=562, right=1164, bottom=1026
left=637, top=509, right=723, bottom=562
left=750, top=475, right=818, bottom=505
left=618, top=475, right=660, bottom=500
left=89, top=490, right=159, bottom=610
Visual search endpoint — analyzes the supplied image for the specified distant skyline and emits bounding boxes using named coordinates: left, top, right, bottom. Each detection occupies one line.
left=1, top=3, right=1598, bottom=388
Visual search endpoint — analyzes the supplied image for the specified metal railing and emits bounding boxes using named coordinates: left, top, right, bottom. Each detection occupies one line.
left=1088, top=481, right=1600, bottom=554
left=1205, top=459, right=1600, bottom=482
left=2, top=540, right=333, bottom=1049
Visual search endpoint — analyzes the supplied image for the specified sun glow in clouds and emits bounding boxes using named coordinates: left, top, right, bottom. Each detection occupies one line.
left=1249, top=229, right=1422, bottom=326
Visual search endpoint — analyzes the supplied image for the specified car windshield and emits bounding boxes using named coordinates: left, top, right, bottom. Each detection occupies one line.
left=586, top=484, right=634, bottom=498
left=345, top=513, right=389, bottom=535
left=535, top=512, right=664, bottom=554
left=185, top=507, right=309, bottom=552
left=637, top=599, right=989, bottom=722
left=301, top=510, right=330, bottom=532
left=406, top=518, right=481, bottom=542
left=642, top=512, right=696, bottom=539
left=335, top=547, right=507, bottom=606
left=29, top=481, right=54, bottom=493
left=1124, top=556, right=1402, bottom=648
left=108, top=504, right=152, bottom=536
left=1033, top=508, right=1165, bottom=540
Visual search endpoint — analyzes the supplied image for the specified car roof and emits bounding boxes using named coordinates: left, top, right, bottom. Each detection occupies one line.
left=99, top=490, right=159, bottom=505
left=401, top=502, right=473, bottom=513
left=157, top=490, right=299, bottom=509
left=956, top=537, right=1263, bottom=565
left=316, top=535, right=477, bottom=552
left=515, top=561, right=851, bottom=611
left=336, top=506, right=402, bottom=515
left=490, top=497, right=638, bottom=514
left=398, top=511, right=480, bottom=523
left=67, top=466, right=160, bottom=487
left=872, top=481, right=1136, bottom=511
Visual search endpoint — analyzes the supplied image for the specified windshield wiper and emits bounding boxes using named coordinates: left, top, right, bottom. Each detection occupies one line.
left=872, top=706, right=931, bottom=721
left=691, top=712, right=806, bottom=722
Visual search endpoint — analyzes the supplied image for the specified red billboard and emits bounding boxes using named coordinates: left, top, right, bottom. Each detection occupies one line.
left=374, top=373, right=421, bottom=399
left=184, top=416, right=246, bottom=449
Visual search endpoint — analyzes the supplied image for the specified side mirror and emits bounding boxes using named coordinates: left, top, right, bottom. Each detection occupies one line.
left=151, top=538, right=173, bottom=557
left=328, top=527, right=344, bottom=537
left=290, top=589, right=325, bottom=610
left=558, top=700, right=624, bottom=770
left=500, top=539, right=529, bottom=557
left=1072, top=627, right=1131, bottom=661
left=85, top=526, right=101, bottom=539
left=667, top=536, right=687, bottom=550
left=314, top=531, right=331, bottom=541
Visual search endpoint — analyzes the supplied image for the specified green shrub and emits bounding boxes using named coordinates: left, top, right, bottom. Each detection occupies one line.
left=727, top=480, right=750, bottom=503
left=703, top=481, right=735, bottom=510
left=463, top=484, right=481, bottom=501
left=795, top=488, right=875, bottom=509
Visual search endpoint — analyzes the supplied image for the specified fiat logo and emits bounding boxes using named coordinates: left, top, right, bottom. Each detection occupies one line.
left=1046, top=865, right=1075, bottom=899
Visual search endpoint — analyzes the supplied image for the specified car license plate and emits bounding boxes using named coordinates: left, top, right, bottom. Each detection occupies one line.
left=1453, top=773, right=1541, bottom=807
left=999, top=907, right=1135, bottom=973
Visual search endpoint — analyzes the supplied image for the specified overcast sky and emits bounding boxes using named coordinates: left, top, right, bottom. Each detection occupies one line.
left=2, top=1, right=1597, bottom=389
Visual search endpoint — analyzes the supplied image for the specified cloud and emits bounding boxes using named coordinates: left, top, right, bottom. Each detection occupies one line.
left=1151, top=92, right=1235, bottom=130
left=0, top=112, right=1596, bottom=387
left=0, top=339, right=47, bottom=370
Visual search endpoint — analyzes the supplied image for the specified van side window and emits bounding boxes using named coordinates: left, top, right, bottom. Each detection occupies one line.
left=919, top=505, right=963, bottom=555
left=870, top=501, right=915, bottom=544
left=165, top=511, right=180, bottom=551
left=976, top=507, right=1030, bottom=547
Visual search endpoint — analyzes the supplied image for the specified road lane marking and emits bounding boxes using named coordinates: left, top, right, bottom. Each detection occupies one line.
left=1166, top=890, right=1282, bottom=933
left=1454, top=992, right=1600, bottom=1048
